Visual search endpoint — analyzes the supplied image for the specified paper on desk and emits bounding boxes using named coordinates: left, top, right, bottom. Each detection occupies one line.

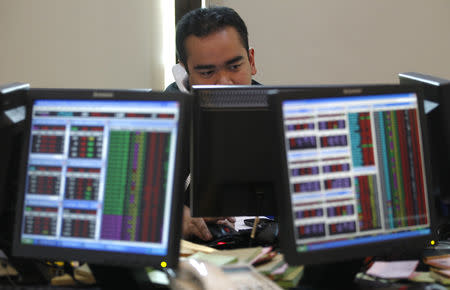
left=424, top=253, right=450, bottom=269
left=0, top=262, right=18, bottom=277
left=189, top=251, right=238, bottom=267
left=220, top=246, right=264, bottom=264
left=366, top=260, right=419, bottom=279
left=409, top=271, right=435, bottom=283
left=249, top=246, right=273, bottom=265
left=180, top=239, right=218, bottom=256
left=255, top=253, right=285, bottom=275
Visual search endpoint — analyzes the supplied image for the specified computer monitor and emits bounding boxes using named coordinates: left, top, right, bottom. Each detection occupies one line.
left=190, top=85, right=325, bottom=218
left=398, top=72, right=450, bottom=222
left=11, top=88, right=188, bottom=286
left=271, top=84, right=436, bottom=267
left=0, top=82, right=29, bottom=253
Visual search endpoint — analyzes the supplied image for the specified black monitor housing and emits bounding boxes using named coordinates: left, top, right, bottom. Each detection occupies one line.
left=0, top=82, right=29, bottom=253
left=399, top=72, right=450, bottom=222
left=11, top=88, right=188, bottom=287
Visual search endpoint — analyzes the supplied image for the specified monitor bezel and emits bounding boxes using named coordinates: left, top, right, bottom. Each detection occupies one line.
left=11, top=88, right=189, bottom=269
left=270, top=84, right=438, bottom=265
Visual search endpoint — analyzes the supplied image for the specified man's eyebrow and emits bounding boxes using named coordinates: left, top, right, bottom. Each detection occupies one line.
left=193, top=64, right=216, bottom=70
left=193, top=56, right=244, bottom=71
left=225, top=56, right=243, bottom=65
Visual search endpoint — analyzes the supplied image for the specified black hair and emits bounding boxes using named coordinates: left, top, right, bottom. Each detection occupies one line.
left=176, top=6, right=249, bottom=69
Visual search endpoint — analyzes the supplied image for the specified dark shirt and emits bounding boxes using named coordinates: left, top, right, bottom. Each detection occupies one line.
left=165, top=81, right=182, bottom=92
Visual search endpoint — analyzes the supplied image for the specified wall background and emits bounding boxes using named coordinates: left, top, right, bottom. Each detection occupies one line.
left=1, top=1, right=449, bottom=89
left=210, top=0, right=450, bottom=85
left=0, top=0, right=165, bottom=90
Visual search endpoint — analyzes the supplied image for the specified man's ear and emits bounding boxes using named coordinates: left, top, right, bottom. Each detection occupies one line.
left=248, top=48, right=257, bottom=76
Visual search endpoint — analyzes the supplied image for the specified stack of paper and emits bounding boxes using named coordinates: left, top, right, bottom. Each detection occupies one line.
left=180, top=239, right=218, bottom=256
left=219, top=246, right=265, bottom=264
left=188, top=252, right=238, bottom=267
left=365, top=260, right=419, bottom=279
left=179, top=239, right=305, bottom=288
left=423, top=253, right=450, bottom=284
left=274, top=265, right=305, bottom=289
left=254, top=253, right=285, bottom=275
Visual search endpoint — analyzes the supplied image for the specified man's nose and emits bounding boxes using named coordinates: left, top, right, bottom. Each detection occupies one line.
left=215, top=71, right=233, bottom=85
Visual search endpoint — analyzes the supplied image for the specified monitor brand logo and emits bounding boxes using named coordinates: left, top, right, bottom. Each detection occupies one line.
left=343, top=88, right=363, bottom=95
left=93, top=92, right=114, bottom=98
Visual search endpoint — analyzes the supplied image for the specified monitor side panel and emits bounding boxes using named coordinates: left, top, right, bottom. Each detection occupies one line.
left=0, top=83, right=29, bottom=254
left=399, top=73, right=450, bottom=221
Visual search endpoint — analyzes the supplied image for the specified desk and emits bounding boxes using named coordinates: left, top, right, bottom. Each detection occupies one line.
left=179, top=240, right=450, bottom=289
left=2, top=244, right=450, bottom=289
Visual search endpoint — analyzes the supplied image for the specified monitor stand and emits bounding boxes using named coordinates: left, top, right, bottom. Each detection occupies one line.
left=89, top=264, right=159, bottom=289
left=7, top=257, right=53, bottom=285
left=300, top=259, right=363, bottom=289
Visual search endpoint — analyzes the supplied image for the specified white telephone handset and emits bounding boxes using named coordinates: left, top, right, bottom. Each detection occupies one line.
left=172, top=64, right=189, bottom=93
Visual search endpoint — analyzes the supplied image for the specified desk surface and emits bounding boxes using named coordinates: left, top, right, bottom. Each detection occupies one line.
left=2, top=244, right=450, bottom=289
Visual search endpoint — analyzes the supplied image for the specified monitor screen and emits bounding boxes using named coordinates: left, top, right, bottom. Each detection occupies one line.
left=271, top=85, right=436, bottom=265
left=399, top=72, right=450, bottom=222
left=12, top=89, right=187, bottom=271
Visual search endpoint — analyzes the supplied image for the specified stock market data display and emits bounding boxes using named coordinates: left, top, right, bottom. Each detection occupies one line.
left=27, top=166, right=62, bottom=195
left=19, top=99, right=180, bottom=255
left=23, top=206, right=58, bottom=236
left=69, top=126, right=103, bottom=159
left=65, top=167, right=100, bottom=200
left=62, top=208, right=97, bottom=239
left=101, top=131, right=171, bottom=243
left=31, top=125, right=65, bottom=154
left=282, top=93, right=430, bottom=251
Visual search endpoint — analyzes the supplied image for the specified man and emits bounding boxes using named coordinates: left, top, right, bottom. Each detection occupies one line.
left=165, top=6, right=259, bottom=241
left=166, top=6, right=258, bottom=91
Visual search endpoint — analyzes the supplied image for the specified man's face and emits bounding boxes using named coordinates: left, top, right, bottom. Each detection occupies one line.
left=183, top=26, right=257, bottom=86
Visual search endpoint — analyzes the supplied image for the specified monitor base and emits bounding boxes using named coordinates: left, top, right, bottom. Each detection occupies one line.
left=300, top=259, right=363, bottom=289
left=7, top=258, right=53, bottom=285
left=90, top=264, right=164, bottom=289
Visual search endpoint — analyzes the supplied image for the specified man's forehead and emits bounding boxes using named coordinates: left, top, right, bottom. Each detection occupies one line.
left=184, top=27, right=247, bottom=65
left=186, top=26, right=243, bottom=47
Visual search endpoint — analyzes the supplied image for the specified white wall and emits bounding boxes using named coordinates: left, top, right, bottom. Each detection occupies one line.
left=0, top=0, right=168, bottom=90
left=210, top=0, right=450, bottom=85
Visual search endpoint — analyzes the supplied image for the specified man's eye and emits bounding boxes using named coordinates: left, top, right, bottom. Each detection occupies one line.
left=199, top=71, right=214, bottom=77
left=229, top=64, right=241, bottom=71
